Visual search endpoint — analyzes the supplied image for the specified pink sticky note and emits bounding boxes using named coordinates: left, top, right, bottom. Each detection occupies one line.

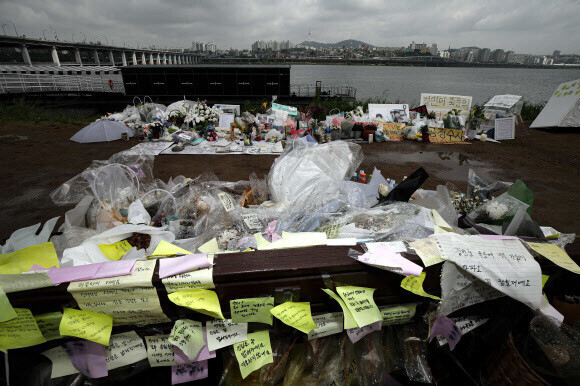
left=28, top=264, right=47, bottom=271
left=171, top=361, right=209, bottom=384
left=91, top=260, right=136, bottom=280
left=174, top=327, right=216, bottom=364
left=158, top=254, right=211, bottom=279
left=64, top=340, right=108, bottom=378
left=429, top=315, right=462, bottom=350
left=48, top=264, right=101, bottom=285
left=346, top=321, right=382, bottom=343
left=359, top=245, right=423, bottom=276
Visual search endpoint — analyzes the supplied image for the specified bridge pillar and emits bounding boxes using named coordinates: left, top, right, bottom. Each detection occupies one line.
left=108, top=51, right=115, bottom=65
left=141, top=52, right=146, bottom=65
left=132, top=52, right=138, bottom=65
left=93, top=50, right=100, bottom=65
left=178, top=55, right=182, bottom=65
left=162, top=53, right=167, bottom=64
left=122, top=52, right=128, bottom=66
left=74, top=49, right=82, bottom=65
left=157, top=53, right=161, bottom=65
left=149, top=53, right=154, bottom=65
left=22, top=44, right=32, bottom=65
left=51, top=46, right=61, bottom=66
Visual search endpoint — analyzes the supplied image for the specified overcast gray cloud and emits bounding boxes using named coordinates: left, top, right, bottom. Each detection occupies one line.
left=0, top=0, right=578, bottom=54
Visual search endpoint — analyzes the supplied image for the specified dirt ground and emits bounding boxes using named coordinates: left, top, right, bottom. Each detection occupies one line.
left=0, top=121, right=578, bottom=241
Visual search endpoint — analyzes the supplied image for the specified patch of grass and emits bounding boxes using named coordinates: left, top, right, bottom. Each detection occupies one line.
left=520, top=102, right=546, bottom=123
left=0, top=99, right=97, bottom=124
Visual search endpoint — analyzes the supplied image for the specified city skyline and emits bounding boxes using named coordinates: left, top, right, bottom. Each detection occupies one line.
left=0, top=0, right=578, bottom=56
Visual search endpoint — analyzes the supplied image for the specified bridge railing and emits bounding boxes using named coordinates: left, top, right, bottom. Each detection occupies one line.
left=290, top=84, right=357, bottom=99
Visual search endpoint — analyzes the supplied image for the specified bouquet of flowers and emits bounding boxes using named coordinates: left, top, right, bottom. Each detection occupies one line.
left=184, top=101, right=219, bottom=130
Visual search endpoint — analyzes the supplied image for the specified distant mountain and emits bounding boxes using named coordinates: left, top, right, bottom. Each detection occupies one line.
left=299, top=39, right=376, bottom=49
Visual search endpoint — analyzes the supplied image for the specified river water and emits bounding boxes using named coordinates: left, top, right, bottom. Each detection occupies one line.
left=290, top=65, right=580, bottom=104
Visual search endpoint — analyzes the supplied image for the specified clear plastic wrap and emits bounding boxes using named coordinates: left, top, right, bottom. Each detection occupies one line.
left=268, top=141, right=363, bottom=204
left=259, top=333, right=297, bottom=385
left=310, top=334, right=357, bottom=385
left=354, top=329, right=385, bottom=385
left=467, top=168, right=511, bottom=200
left=384, top=326, right=405, bottom=374
left=283, top=342, right=314, bottom=386
left=401, top=323, right=433, bottom=384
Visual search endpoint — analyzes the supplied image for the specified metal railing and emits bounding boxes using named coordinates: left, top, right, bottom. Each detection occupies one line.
left=290, top=84, right=357, bottom=99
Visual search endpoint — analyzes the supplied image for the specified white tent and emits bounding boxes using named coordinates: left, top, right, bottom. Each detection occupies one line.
left=70, top=120, right=134, bottom=143
left=531, top=79, right=580, bottom=129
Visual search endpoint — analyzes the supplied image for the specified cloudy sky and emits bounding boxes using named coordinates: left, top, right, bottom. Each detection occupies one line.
left=1, top=0, right=578, bottom=54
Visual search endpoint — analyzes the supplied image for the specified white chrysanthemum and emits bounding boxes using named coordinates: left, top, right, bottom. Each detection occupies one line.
left=487, top=202, right=508, bottom=220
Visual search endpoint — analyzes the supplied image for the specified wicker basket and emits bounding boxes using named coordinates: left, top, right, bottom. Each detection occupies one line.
left=481, top=332, right=549, bottom=385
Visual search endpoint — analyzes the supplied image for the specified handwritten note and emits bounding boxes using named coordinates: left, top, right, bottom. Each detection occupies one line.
left=172, top=361, right=209, bottom=384
left=429, top=127, right=465, bottom=143
left=230, top=297, right=274, bottom=325
left=0, top=271, right=54, bottom=293
left=270, top=302, right=318, bottom=333
left=408, top=238, right=445, bottom=267
left=346, top=320, right=382, bottom=343
left=429, top=315, right=462, bottom=350
left=98, top=240, right=133, bottom=261
left=401, top=272, right=441, bottom=300
left=0, top=308, right=46, bottom=351
left=382, top=123, right=405, bottom=141
left=355, top=244, right=422, bottom=276
left=436, top=315, right=489, bottom=346
left=218, top=192, right=236, bottom=212
left=174, top=327, right=216, bottom=363
left=336, top=286, right=382, bottom=328
left=168, top=289, right=225, bottom=319
left=59, top=308, right=113, bottom=346
left=158, top=254, right=211, bottom=279
left=168, top=320, right=205, bottom=360
left=207, top=319, right=248, bottom=351
left=233, top=330, right=273, bottom=379
left=162, top=268, right=215, bottom=293
left=308, top=312, right=344, bottom=340
left=322, top=289, right=357, bottom=329
left=68, top=260, right=170, bottom=326
left=105, top=331, right=147, bottom=370
left=63, top=340, right=108, bottom=378
left=152, top=240, right=192, bottom=257
left=0, top=242, right=59, bottom=274
left=41, top=346, right=79, bottom=378
left=433, top=234, right=542, bottom=308
left=145, top=335, right=178, bottom=367
left=0, top=284, right=16, bottom=322
left=35, top=312, right=63, bottom=341
left=380, top=303, right=418, bottom=325
left=48, top=259, right=136, bottom=285
left=527, top=242, right=580, bottom=274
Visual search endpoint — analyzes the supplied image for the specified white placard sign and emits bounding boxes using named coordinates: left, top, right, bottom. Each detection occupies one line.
left=494, top=117, right=515, bottom=140
left=218, top=113, right=235, bottom=129
left=368, top=104, right=409, bottom=122
left=214, top=104, right=240, bottom=115
left=420, top=93, right=473, bottom=120
left=484, top=95, right=522, bottom=109
left=530, top=78, right=580, bottom=128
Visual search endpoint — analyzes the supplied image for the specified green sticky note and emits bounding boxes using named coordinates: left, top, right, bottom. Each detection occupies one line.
left=34, top=312, right=63, bottom=341
left=401, top=272, right=441, bottom=300
left=270, top=302, right=318, bottom=334
left=0, top=284, right=17, bottom=323
left=168, top=289, right=225, bottom=319
left=59, top=308, right=113, bottom=346
left=234, top=330, right=273, bottom=379
left=322, top=288, right=358, bottom=329
left=542, top=275, right=549, bottom=288
left=0, top=242, right=59, bottom=274
left=98, top=240, right=133, bottom=261
left=230, top=297, right=274, bottom=325
left=168, top=319, right=205, bottom=360
left=152, top=240, right=192, bottom=257
left=199, top=238, right=219, bottom=254
left=0, top=308, right=46, bottom=352
left=336, top=286, right=382, bottom=328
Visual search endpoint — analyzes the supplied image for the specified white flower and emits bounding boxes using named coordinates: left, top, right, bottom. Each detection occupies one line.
left=486, top=202, right=508, bottom=220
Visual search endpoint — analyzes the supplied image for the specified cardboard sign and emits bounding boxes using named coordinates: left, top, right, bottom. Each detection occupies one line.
left=494, top=117, right=515, bottom=140
left=381, top=123, right=405, bottom=141
left=420, top=93, right=472, bottom=120
left=428, top=127, right=464, bottom=143
left=484, top=95, right=522, bottom=109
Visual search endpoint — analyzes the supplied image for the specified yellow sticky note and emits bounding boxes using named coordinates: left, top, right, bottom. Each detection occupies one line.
left=199, top=238, right=219, bottom=254
left=59, top=308, right=113, bottom=346
left=168, top=319, right=205, bottom=360
left=527, top=242, right=580, bottom=275
left=322, top=289, right=358, bottom=329
left=380, top=304, right=417, bottom=325
left=0, top=242, right=59, bottom=274
left=0, top=284, right=16, bottom=323
left=35, top=312, right=63, bottom=341
left=401, top=272, right=441, bottom=300
left=98, top=240, right=133, bottom=261
left=336, top=286, right=382, bottom=328
left=168, top=289, right=225, bottom=319
left=152, top=240, right=192, bottom=256
left=270, top=302, right=318, bottom=333
left=542, top=275, right=549, bottom=288
left=234, top=330, right=273, bottom=379
left=0, top=308, right=46, bottom=352
left=230, top=297, right=274, bottom=325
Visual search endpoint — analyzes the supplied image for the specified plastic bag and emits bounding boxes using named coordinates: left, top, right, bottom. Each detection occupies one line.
left=401, top=324, right=433, bottom=383
left=355, top=330, right=385, bottom=385
left=384, top=326, right=405, bottom=374
left=283, top=342, right=314, bottom=386
left=467, top=169, right=511, bottom=200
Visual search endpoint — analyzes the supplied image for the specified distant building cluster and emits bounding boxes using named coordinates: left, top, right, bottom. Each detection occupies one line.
left=251, top=40, right=294, bottom=52
left=191, top=41, right=217, bottom=53
left=406, top=41, right=438, bottom=55
left=438, top=46, right=555, bottom=65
